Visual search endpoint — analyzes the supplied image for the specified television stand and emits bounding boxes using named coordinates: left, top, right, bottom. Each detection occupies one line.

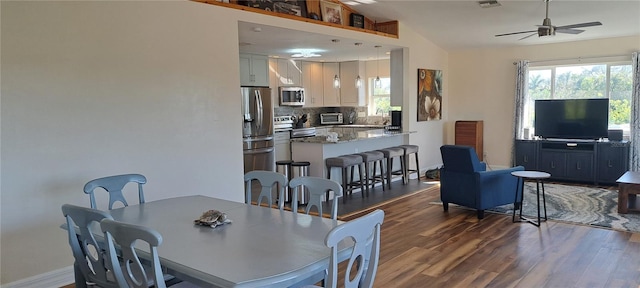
left=514, top=139, right=630, bottom=185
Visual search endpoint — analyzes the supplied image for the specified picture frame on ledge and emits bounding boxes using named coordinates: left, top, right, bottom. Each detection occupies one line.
left=349, top=13, right=365, bottom=28
left=320, top=0, right=343, bottom=25
left=239, top=0, right=307, bottom=18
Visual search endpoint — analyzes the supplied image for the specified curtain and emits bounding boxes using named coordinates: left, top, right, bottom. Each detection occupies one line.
left=512, top=60, right=529, bottom=165
left=630, top=52, right=640, bottom=171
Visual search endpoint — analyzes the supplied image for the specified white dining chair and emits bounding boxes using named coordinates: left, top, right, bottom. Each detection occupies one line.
left=61, top=204, right=119, bottom=288
left=244, top=170, right=288, bottom=210
left=100, top=219, right=200, bottom=288
left=83, top=173, right=147, bottom=210
left=289, top=176, right=343, bottom=220
left=302, top=209, right=385, bottom=288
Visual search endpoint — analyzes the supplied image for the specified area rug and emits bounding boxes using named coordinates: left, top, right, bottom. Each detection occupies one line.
left=489, top=182, right=640, bottom=234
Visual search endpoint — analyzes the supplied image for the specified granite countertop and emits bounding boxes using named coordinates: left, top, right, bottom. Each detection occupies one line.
left=291, top=129, right=414, bottom=144
left=315, top=124, right=386, bottom=129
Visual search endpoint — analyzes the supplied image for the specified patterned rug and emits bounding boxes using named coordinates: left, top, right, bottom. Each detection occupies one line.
left=489, top=182, right=640, bottom=233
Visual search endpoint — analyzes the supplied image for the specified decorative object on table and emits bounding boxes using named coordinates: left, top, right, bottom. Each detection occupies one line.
left=349, top=13, right=365, bottom=28
left=238, top=0, right=307, bottom=17
left=326, top=132, right=339, bottom=142
left=417, top=68, right=443, bottom=121
left=320, top=0, right=343, bottom=25
left=308, top=12, right=320, bottom=20
left=194, top=210, right=232, bottom=228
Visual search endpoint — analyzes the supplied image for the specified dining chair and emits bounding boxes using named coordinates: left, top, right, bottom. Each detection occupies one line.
left=244, top=170, right=288, bottom=210
left=100, top=219, right=200, bottom=288
left=289, top=176, right=343, bottom=220
left=61, top=204, right=119, bottom=288
left=84, top=174, right=147, bottom=210
left=302, top=209, right=385, bottom=288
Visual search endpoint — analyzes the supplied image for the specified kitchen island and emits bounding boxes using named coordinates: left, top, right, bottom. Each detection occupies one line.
left=291, top=129, right=414, bottom=181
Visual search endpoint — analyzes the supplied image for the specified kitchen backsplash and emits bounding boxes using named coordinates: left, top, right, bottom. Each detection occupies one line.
left=274, top=106, right=390, bottom=127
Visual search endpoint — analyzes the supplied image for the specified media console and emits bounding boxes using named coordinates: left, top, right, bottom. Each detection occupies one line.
left=514, top=139, right=630, bottom=185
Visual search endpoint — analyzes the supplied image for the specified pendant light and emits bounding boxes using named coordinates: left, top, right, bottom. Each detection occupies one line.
left=374, top=45, right=382, bottom=89
left=355, top=42, right=363, bottom=88
left=332, top=39, right=340, bottom=89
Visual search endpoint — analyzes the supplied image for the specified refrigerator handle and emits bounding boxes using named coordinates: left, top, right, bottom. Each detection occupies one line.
left=255, top=90, right=263, bottom=129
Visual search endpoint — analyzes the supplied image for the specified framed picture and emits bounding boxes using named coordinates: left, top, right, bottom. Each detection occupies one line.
left=417, top=68, right=443, bottom=121
left=239, top=0, right=307, bottom=18
left=349, top=13, right=365, bottom=28
left=320, top=1, right=343, bottom=25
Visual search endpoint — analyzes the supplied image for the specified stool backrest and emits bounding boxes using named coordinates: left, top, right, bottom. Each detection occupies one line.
left=289, top=176, right=343, bottom=220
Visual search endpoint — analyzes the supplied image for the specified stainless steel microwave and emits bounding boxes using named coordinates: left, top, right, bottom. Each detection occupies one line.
left=320, top=113, right=343, bottom=124
left=279, top=87, right=305, bottom=106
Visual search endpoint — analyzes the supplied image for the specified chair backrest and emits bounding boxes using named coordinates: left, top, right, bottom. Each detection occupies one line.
left=84, top=174, right=147, bottom=210
left=325, top=209, right=385, bottom=288
left=61, top=204, right=118, bottom=288
left=289, top=176, right=343, bottom=220
left=440, top=145, right=485, bottom=173
left=244, top=170, right=288, bottom=210
left=100, top=219, right=166, bottom=288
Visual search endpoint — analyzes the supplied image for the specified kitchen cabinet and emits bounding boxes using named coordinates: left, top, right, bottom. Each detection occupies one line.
left=276, top=59, right=302, bottom=86
left=269, top=59, right=280, bottom=107
left=302, top=62, right=324, bottom=107
left=322, top=63, right=341, bottom=107
left=240, top=53, right=269, bottom=87
left=339, top=61, right=366, bottom=106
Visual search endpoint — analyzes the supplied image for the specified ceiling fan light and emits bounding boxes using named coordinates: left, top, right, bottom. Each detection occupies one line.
left=375, top=76, right=381, bottom=88
left=355, top=75, right=362, bottom=88
left=334, top=74, right=341, bottom=88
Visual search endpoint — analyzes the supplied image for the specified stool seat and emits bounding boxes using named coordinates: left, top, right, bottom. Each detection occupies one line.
left=357, top=151, right=386, bottom=194
left=326, top=155, right=363, bottom=167
left=326, top=155, right=365, bottom=203
left=291, top=161, right=311, bottom=167
left=377, top=147, right=406, bottom=189
left=399, top=144, right=419, bottom=154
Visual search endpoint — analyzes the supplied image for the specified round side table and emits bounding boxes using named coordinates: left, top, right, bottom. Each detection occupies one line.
left=511, top=171, right=551, bottom=227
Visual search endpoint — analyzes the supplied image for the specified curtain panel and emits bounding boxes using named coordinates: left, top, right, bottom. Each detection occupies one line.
left=631, top=52, right=640, bottom=171
left=512, top=60, right=529, bottom=165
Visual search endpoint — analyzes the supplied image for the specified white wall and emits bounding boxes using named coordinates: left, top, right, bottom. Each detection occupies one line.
left=447, top=36, right=640, bottom=168
left=0, top=1, right=449, bottom=284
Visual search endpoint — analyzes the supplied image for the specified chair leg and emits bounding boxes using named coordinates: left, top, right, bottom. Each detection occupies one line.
left=386, top=157, right=392, bottom=189
left=400, top=155, right=407, bottom=185
left=326, top=165, right=332, bottom=201
left=379, top=159, right=386, bottom=191
left=363, top=161, right=370, bottom=195
left=443, top=202, right=449, bottom=212
left=342, top=167, right=348, bottom=204
left=358, top=163, right=365, bottom=198
left=477, top=210, right=485, bottom=219
left=414, top=153, right=421, bottom=180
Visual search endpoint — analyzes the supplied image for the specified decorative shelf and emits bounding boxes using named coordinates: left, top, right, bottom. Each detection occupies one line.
left=193, top=0, right=399, bottom=39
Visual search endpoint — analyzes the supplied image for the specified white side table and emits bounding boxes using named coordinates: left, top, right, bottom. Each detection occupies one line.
left=511, top=171, right=551, bottom=226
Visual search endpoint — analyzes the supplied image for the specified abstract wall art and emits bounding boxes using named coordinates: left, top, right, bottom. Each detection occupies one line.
left=417, top=68, right=443, bottom=121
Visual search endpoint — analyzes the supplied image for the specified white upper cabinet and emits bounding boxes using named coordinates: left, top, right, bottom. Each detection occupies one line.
left=276, top=58, right=302, bottom=86
left=239, top=53, right=269, bottom=87
left=269, top=58, right=280, bottom=107
left=302, top=61, right=324, bottom=107
left=339, top=61, right=366, bottom=106
left=322, top=62, right=341, bottom=107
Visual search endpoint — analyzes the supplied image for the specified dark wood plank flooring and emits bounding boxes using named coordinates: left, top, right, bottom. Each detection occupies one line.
left=63, top=178, right=640, bottom=288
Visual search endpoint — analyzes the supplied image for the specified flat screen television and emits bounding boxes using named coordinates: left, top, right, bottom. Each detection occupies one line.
left=534, top=98, right=609, bottom=140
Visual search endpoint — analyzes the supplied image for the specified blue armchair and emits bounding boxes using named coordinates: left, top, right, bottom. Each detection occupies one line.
left=439, top=145, right=524, bottom=219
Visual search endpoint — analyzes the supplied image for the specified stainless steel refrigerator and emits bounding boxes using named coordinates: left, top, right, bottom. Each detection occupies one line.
left=241, top=87, right=274, bottom=173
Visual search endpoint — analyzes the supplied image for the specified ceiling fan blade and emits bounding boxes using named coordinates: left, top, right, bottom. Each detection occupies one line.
left=519, top=33, right=537, bottom=40
left=556, top=21, right=602, bottom=30
left=555, top=28, right=585, bottom=34
left=495, top=30, right=537, bottom=37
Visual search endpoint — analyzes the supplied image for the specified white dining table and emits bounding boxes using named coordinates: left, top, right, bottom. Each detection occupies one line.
left=104, top=195, right=350, bottom=288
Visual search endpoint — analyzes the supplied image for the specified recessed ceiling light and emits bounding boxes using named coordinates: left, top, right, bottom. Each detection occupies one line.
left=478, top=0, right=501, bottom=8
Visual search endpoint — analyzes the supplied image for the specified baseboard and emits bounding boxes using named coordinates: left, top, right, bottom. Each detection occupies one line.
left=2, top=266, right=74, bottom=288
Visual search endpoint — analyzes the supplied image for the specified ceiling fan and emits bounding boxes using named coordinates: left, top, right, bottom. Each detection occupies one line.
left=495, top=0, right=602, bottom=40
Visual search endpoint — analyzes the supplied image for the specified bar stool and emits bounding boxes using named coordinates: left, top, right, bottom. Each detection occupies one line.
left=356, top=151, right=386, bottom=195
left=276, top=160, right=294, bottom=202
left=325, top=155, right=365, bottom=203
left=377, top=147, right=406, bottom=189
left=291, top=161, right=311, bottom=205
left=399, top=145, right=420, bottom=182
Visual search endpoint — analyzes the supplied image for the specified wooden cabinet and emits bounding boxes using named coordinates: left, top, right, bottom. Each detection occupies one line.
left=322, top=63, right=341, bottom=107
left=339, top=61, right=366, bottom=106
left=597, top=141, right=630, bottom=184
left=538, top=141, right=595, bottom=182
left=239, top=53, right=269, bottom=87
left=276, top=58, right=302, bottom=86
left=302, top=62, right=324, bottom=107
left=514, top=140, right=538, bottom=170
left=455, top=121, right=483, bottom=161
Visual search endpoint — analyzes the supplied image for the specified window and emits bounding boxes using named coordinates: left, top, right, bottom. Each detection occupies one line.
left=368, top=77, right=390, bottom=116
left=525, top=62, right=633, bottom=137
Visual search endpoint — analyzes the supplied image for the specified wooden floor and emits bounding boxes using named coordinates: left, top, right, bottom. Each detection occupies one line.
left=63, top=179, right=640, bottom=288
